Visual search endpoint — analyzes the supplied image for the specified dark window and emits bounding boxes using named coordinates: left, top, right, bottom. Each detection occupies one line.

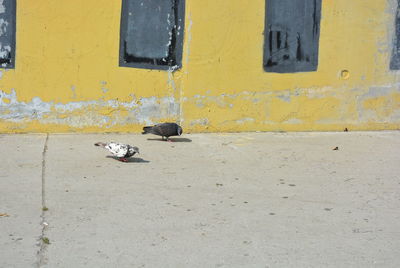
left=391, top=0, right=400, bottom=70
left=119, top=0, right=185, bottom=71
left=263, top=0, right=321, bottom=73
left=0, top=0, right=16, bottom=69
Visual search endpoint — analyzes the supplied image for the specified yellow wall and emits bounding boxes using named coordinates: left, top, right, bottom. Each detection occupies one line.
left=0, top=0, right=399, bottom=133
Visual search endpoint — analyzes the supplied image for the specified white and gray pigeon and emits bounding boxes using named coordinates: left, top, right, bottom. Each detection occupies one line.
left=142, top=122, right=183, bottom=141
left=94, top=142, right=139, bottom=162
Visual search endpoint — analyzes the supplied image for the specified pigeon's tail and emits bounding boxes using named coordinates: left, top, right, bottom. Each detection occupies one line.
left=142, top=126, right=153, bottom=135
left=94, top=142, right=107, bottom=148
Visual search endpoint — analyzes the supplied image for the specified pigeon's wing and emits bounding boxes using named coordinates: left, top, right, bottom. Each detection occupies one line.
left=105, top=142, right=128, bottom=157
left=151, top=124, right=167, bottom=136
left=157, top=123, right=178, bottom=137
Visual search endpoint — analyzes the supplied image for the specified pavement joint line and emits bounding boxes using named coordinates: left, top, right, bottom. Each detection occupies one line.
left=36, top=133, right=49, bottom=268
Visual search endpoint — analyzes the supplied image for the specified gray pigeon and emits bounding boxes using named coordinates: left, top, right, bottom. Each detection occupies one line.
left=142, top=122, right=183, bottom=141
left=94, top=142, right=139, bottom=162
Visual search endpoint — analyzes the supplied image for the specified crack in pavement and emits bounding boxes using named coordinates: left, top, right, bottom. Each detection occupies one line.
left=36, top=133, right=49, bottom=267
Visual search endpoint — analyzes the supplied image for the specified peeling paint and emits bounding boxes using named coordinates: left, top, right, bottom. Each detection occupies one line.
left=0, top=0, right=5, bottom=14
left=282, top=118, right=303, bottom=124
left=190, top=118, right=208, bottom=126
left=359, top=85, right=396, bottom=99
left=356, top=85, right=400, bottom=123
left=182, top=84, right=400, bottom=130
left=2, top=83, right=397, bottom=131
left=0, top=89, right=179, bottom=128
left=236, top=118, right=255, bottom=124
left=276, top=94, right=291, bottom=103
left=0, top=18, right=8, bottom=36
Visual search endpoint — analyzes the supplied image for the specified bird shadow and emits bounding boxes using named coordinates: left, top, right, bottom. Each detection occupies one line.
left=147, top=138, right=192, bottom=142
left=106, top=156, right=150, bottom=163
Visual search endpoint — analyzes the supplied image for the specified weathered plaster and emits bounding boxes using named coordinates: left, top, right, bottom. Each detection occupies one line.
left=0, top=82, right=399, bottom=132
left=0, top=0, right=399, bottom=133
left=0, top=89, right=179, bottom=128
left=182, top=84, right=400, bottom=132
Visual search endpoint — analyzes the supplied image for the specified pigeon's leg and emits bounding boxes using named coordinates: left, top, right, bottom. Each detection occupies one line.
left=167, top=137, right=173, bottom=142
left=119, top=158, right=128, bottom=162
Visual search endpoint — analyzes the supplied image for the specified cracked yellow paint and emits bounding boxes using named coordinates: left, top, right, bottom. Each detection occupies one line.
left=0, top=0, right=399, bottom=133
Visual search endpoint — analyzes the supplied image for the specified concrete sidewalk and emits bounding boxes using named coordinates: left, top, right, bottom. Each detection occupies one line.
left=1, top=131, right=400, bottom=268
